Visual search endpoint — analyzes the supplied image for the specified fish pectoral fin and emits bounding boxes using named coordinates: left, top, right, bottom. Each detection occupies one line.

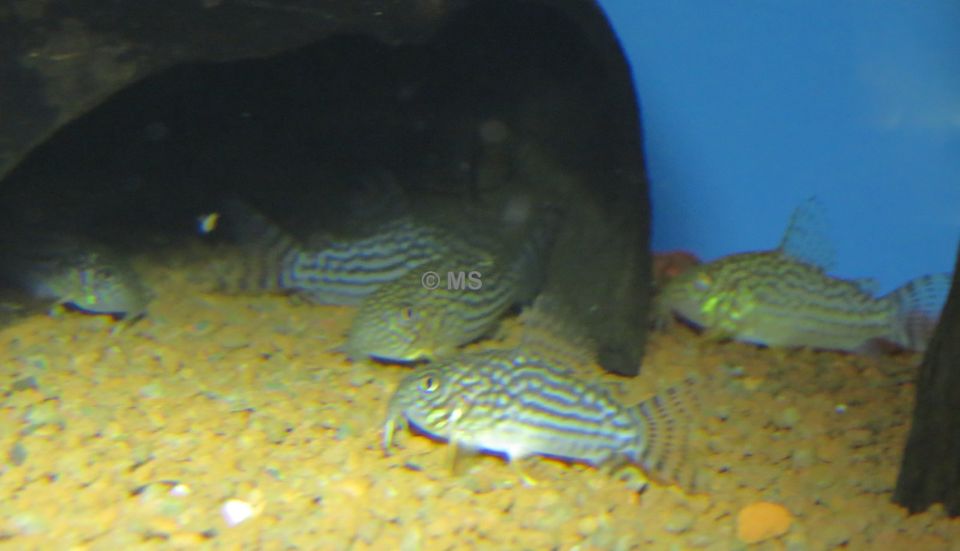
left=446, top=440, right=482, bottom=476
left=608, top=463, right=650, bottom=494
left=446, top=440, right=463, bottom=474
left=109, top=321, right=128, bottom=337
left=46, top=303, right=68, bottom=319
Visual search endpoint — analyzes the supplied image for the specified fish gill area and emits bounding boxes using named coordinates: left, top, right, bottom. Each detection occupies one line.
left=0, top=245, right=957, bottom=550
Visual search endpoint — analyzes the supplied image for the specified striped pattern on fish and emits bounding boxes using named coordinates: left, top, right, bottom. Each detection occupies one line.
left=345, top=206, right=561, bottom=363
left=383, top=348, right=697, bottom=489
left=218, top=200, right=455, bottom=305
left=656, top=198, right=951, bottom=353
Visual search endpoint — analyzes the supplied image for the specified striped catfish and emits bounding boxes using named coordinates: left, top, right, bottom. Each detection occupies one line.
left=217, top=199, right=459, bottom=306
left=383, top=347, right=697, bottom=489
left=344, top=205, right=561, bottom=363
left=656, top=197, right=951, bottom=352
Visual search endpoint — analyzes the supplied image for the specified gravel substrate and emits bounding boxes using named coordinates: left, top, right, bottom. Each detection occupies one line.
left=0, top=250, right=958, bottom=550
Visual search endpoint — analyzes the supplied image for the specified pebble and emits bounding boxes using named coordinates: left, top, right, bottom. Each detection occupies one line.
left=11, top=376, right=38, bottom=392
left=846, top=428, right=874, bottom=447
left=663, top=507, right=696, bottom=534
left=8, top=442, right=27, bottom=466
left=0, top=262, right=950, bottom=549
left=400, top=526, right=422, bottom=551
left=791, top=447, right=817, bottom=469
left=736, top=502, right=792, bottom=544
left=775, top=407, right=801, bottom=429
left=222, top=499, right=256, bottom=526
left=577, top=515, right=599, bottom=536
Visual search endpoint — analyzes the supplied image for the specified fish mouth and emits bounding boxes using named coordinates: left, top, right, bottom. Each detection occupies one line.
left=354, top=338, right=431, bottom=365
left=368, top=354, right=428, bottom=366
left=656, top=295, right=709, bottom=329
left=667, top=307, right=706, bottom=329
left=346, top=341, right=427, bottom=365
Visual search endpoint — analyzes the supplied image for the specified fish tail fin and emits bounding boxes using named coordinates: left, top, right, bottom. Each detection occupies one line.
left=886, top=272, right=952, bottom=352
left=628, top=378, right=700, bottom=491
left=214, top=198, right=300, bottom=294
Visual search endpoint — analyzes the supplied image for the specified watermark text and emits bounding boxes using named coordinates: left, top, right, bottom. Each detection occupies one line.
left=421, top=271, right=483, bottom=291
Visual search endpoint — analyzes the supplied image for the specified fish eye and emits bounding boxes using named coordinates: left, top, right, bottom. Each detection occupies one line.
left=399, top=305, right=416, bottom=321
left=419, top=375, right=439, bottom=393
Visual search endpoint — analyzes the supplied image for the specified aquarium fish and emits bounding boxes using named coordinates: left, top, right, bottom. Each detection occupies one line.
left=0, top=234, right=150, bottom=319
left=656, top=197, right=951, bottom=353
left=345, top=205, right=561, bottom=363
left=217, top=199, right=457, bottom=305
left=383, top=347, right=696, bottom=489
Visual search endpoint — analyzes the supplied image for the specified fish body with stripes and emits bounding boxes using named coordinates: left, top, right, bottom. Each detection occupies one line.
left=344, top=206, right=561, bottom=363
left=383, top=346, right=696, bottom=489
left=219, top=199, right=560, bottom=363
left=220, top=202, right=459, bottom=306
left=656, top=197, right=951, bottom=353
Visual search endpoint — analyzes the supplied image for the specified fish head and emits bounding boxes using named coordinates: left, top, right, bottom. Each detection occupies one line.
left=655, top=264, right=721, bottom=327
left=654, top=256, right=756, bottom=334
left=386, top=363, right=463, bottom=441
left=69, top=261, right=150, bottom=318
left=346, top=278, right=445, bottom=363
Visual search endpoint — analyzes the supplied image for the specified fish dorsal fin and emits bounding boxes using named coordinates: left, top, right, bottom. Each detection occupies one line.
left=776, top=196, right=837, bottom=271
left=517, top=294, right=597, bottom=373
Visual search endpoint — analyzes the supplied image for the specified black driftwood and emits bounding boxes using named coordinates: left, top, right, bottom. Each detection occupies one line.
left=0, top=0, right=652, bottom=375
left=894, top=243, right=960, bottom=515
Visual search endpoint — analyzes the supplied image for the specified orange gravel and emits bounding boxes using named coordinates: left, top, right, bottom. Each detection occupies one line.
left=0, top=246, right=958, bottom=550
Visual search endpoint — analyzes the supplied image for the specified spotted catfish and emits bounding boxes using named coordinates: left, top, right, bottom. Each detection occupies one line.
left=656, top=197, right=951, bottom=353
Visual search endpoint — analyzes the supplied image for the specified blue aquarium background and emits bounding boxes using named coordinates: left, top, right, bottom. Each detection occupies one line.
left=600, top=0, right=960, bottom=294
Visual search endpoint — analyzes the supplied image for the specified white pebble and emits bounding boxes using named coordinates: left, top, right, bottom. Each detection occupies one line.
left=222, top=499, right=256, bottom=526
left=169, top=483, right=191, bottom=497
